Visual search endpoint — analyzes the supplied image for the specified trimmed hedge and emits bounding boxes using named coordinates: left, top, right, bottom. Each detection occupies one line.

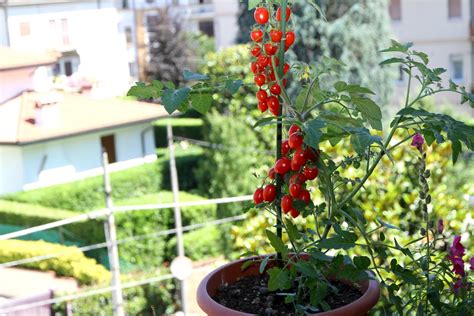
left=154, top=118, right=204, bottom=148
left=166, top=226, right=223, bottom=261
left=0, top=239, right=110, bottom=285
left=157, top=147, right=203, bottom=191
left=115, top=191, right=217, bottom=270
left=3, top=162, right=162, bottom=212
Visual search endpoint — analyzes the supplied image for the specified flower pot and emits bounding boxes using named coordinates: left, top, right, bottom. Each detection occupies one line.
left=197, top=256, right=380, bottom=315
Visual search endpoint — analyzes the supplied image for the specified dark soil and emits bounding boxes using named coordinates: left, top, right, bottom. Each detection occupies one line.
left=213, top=274, right=362, bottom=315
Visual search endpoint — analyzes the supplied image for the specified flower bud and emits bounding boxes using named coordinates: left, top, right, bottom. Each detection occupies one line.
left=437, top=219, right=444, bottom=234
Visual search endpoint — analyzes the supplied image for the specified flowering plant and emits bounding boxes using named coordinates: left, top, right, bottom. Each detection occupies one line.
left=129, top=0, right=473, bottom=314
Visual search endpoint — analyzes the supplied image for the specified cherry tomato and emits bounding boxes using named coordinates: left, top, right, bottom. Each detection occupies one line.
left=251, top=46, right=261, bottom=57
left=289, top=133, right=304, bottom=149
left=270, top=83, right=281, bottom=95
left=269, top=29, right=283, bottom=42
left=274, top=157, right=291, bottom=175
left=281, top=195, right=293, bottom=213
left=290, top=208, right=300, bottom=218
left=276, top=6, right=291, bottom=22
left=253, top=188, right=264, bottom=204
left=254, top=7, right=270, bottom=24
left=282, top=78, right=287, bottom=87
left=268, top=70, right=276, bottom=81
left=250, top=29, right=264, bottom=42
left=293, top=148, right=308, bottom=166
left=285, top=31, right=295, bottom=46
left=264, top=43, right=278, bottom=56
left=256, top=89, right=268, bottom=102
left=290, top=173, right=306, bottom=184
left=254, top=74, right=266, bottom=86
left=289, top=183, right=302, bottom=198
left=250, top=62, right=259, bottom=74
left=281, top=140, right=290, bottom=155
left=268, top=167, right=276, bottom=180
left=283, top=63, right=290, bottom=74
left=298, top=190, right=311, bottom=205
left=263, top=184, right=276, bottom=202
left=306, top=148, right=320, bottom=161
left=303, top=166, right=319, bottom=180
left=267, top=96, right=280, bottom=116
left=273, top=57, right=280, bottom=66
left=257, top=101, right=268, bottom=113
left=257, top=55, right=270, bottom=68
left=291, top=159, right=300, bottom=171
left=288, top=124, right=300, bottom=136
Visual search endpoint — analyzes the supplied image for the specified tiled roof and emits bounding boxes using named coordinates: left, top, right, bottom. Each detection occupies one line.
left=0, top=47, right=59, bottom=71
left=0, top=91, right=169, bottom=144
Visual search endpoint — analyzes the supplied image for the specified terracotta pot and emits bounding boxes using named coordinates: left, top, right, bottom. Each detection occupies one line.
left=197, top=256, right=380, bottom=315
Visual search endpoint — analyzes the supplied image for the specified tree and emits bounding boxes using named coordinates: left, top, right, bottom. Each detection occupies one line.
left=145, top=7, right=192, bottom=85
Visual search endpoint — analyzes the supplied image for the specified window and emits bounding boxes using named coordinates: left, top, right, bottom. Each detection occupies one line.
left=389, top=0, right=401, bottom=21
left=61, top=18, right=70, bottom=45
left=100, top=135, right=117, bottom=164
left=450, top=56, right=463, bottom=82
left=199, top=20, right=214, bottom=37
left=19, top=22, right=31, bottom=37
left=448, top=0, right=462, bottom=18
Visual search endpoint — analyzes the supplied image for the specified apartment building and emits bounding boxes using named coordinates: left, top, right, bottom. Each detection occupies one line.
left=389, top=0, right=473, bottom=109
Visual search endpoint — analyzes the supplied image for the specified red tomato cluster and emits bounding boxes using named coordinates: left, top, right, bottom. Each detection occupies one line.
left=250, top=6, right=295, bottom=116
left=253, top=124, right=320, bottom=219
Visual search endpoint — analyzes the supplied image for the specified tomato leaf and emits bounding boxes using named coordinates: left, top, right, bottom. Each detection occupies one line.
left=225, top=79, right=243, bottom=94
left=266, top=229, right=288, bottom=257
left=162, top=87, right=191, bottom=114
left=303, top=119, right=326, bottom=148
left=191, top=93, right=212, bottom=114
left=267, top=267, right=291, bottom=291
left=183, top=70, right=209, bottom=81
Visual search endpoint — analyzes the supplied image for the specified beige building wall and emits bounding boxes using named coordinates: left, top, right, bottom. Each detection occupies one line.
left=390, top=0, right=473, bottom=114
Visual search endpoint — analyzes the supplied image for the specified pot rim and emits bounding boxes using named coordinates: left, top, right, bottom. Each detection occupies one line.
left=197, top=255, right=380, bottom=316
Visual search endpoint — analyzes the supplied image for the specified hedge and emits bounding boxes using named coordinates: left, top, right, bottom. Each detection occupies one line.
left=166, top=226, right=223, bottom=261
left=114, top=191, right=217, bottom=270
left=0, top=239, right=110, bottom=285
left=157, top=146, right=203, bottom=191
left=154, top=118, right=204, bottom=148
left=3, top=162, right=162, bottom=212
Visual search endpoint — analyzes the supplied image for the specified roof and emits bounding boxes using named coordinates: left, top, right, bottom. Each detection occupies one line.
left=0, top=47, right=59, bottom=71
left=0, top=91, right=169, bottom=145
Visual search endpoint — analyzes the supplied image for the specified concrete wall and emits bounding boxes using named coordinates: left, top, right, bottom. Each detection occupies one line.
left=0, top=68, right=34, bottom=104
left=0, top=122, right=155, bottom=194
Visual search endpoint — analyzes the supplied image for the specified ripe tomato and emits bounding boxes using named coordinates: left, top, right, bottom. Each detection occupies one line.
left=289, top=208, right=300, bottom=218
left=285, top=31, right=295, bottom=46
left=250, top=29, right=264, bottom=42
left=276, top=6, right=291, bottom=22
left=268, top=70, right=276, bottom=81
left=250, top=62, right=259, bottom=74
left=257, top=101, right=268, bottom=113
left=288, top=124, right=300, bottom=135
left=264, top=43, right=278, bottom=56
left=268, top=167, right=276, bottom=180
left=274, top=157, right=291, bottom=175
left=254, top=7, right=270, bottom=24
left=289, top=133, right=304, bottom=149
left=281, top=139, right=290, bottom=155
left=283, top=63, right=290, bottom=74
left=290, top=173, right=306, bottom=184
left=269, top=29, right=283, bottom=42
left=274, top=57, right=280, bottom=66
left=254, top=74, right=266, bottom=86
left=251, top=46, right=261, bottom=57
left=298, top=190, right=311, bottom=205
left=253, top=188, right=264, bottom=204
left=256, top=89, right=268, bottom=102
left=257, top=55, right=270, bottom=68
left=270, top=83, right=281, bottom=95
left=290, top=159, right=300, bottom=171
left=282, top=78, right=287, bottom=87
left=281, top=195, right=293, bottom=213
left=293, top=148, right=308, bottom=166
left=306, top=148, right=320, bottom=161
left=303, top=166, right=319, bottom=180
left=263, top=184, right=276, bottom=202
left=267, top=96, right=280, bottom=116
left=289, top=183, right=302, bottom=198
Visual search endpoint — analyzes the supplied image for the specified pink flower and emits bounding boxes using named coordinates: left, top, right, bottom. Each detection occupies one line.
left=470, top=257, right=474, bottom=271
left=437, top=219, right=444, bottom=234
left=411, top=133, right=424, bottom=151
left=453, top=278, right=463, bottom=294
left=448, top=236, right=466, bottom=277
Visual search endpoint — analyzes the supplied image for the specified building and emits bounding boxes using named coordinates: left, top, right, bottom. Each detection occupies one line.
left=0, top=0, right=133, bottom=97
left=0, top=47, right=168, bottom=194
left=389, top=0, right=473, bottom=110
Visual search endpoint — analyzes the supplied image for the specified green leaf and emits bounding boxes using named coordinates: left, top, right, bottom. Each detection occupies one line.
left=285, top=218, right=299, bottom=242
left=225, top=79, right=243, bottom=94
left=334, top=81, right=347, bottom=92
left=191, top=93, right=212, bottom=114
left=295, top=261, right=320, bottom=279
left=380, top=40, right=413, bottom=53
left=183, top=70, right=209, bottom=81
left=127, top=81, right=163, bottom=99
left=162, top=87, right=191, bottom=114
left=318, top=235, right=357, bottom=250
left=353, top=256, right=371, bottom=270
left=259, top=255, right=270, bottom=274
left=248, top=0, right=260, bottom=10
left=254, top=116, right=278, bottom=128
left=348, top=128, right=382, bottom=154
left=303, top=119, right=326, bottom=148
left=352, top=97, right=383, bottom=130
left=379, top=57, right=405, bottom=66
left=413, top=51, right=429, bottom=64
left=266, top=230, right=288, bottom=257
left=241, top=259, right=255, bottom=271
left=309, top=250, right=332, bottom=262
left=377, top=218, right=400, bottom=230
left=267, top=267, right=291, bottom=291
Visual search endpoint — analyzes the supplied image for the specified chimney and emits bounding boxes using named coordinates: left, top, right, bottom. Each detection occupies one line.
left=34, top=92, right=63, bottom=129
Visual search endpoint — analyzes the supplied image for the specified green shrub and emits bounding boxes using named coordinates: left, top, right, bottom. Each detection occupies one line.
left=115, top=191, right=217, bottom=270
left=4, top=162, right=162, bottom=212
left=154, top=118, right=204, bottom=147
left=166, top=226, right=222, bottom=261
left=0, top=200, right=104, bottom=244
left=0, top=239, right=110, bottom=285
left=157, top=146, right=203, bottom=191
